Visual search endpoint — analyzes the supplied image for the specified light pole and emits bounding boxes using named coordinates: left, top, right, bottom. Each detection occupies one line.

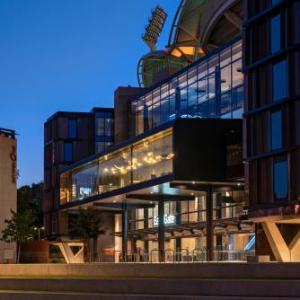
left=34, top=226, right=45, bottom=240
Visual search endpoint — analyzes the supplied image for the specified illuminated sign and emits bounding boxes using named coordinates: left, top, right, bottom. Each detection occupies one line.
left=154, top=214, right=175, bottom=226
left=142, top=5, right=167, bottom=51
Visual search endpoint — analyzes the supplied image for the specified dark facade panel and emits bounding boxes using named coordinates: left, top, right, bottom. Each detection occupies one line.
left=173, top=118, right=243, bottom=182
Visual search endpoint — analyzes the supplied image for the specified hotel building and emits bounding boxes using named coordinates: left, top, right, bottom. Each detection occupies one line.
left=44, top=108, right=114, bottom=236
left=244, top=0, right=300, bottom=262
left=44, top=0, right=300, bottom=262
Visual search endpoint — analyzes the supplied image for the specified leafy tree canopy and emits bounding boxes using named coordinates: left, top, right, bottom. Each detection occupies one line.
left=69, top=207, right=105, bottom=240
left=17, top=182, right=43, bottom=226
left=1, top=209, right=36, bottom=243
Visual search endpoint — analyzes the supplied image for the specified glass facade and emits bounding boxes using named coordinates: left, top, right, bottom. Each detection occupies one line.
left=132, top=39, right=243, bottom=136
left=60, top=128, right=173, bottom=203
left=127, top=190, right=250, bottom=262
left=131, top=191, right=245, bottom=231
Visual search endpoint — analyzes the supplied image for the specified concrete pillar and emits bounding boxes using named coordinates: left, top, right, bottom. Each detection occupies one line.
left=206, top=186, right=213, bottom=261
left=158, top=200, right=165, bottom=262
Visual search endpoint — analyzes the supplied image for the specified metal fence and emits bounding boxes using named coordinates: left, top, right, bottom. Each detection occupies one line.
left=99, top=248, right=255, bottom=263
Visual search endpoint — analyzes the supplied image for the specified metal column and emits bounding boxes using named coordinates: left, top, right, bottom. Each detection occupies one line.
left=122, top=203, right=128, bottom=262
left=158, top=200, right=165, bottom=262
left=206, top=185, right=213, bottom=261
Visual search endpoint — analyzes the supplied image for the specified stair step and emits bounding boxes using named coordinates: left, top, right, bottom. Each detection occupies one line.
left=0, top=291, right=299, bottom=300
left=0, top=278, right=299, bottom=298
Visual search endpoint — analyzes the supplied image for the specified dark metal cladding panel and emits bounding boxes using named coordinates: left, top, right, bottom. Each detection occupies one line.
left=173, top=118, right=243, bottom=182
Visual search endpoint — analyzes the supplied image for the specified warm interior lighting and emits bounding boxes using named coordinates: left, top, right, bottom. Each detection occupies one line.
left=171, top=46, right=205, bottom=58
left=171, top=48, right=182, bottom=58
left=179, top=46, right=195, bottom=55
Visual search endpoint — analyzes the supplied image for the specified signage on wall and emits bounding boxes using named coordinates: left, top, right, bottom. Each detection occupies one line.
left=10, top=146, right=17, bottom=184
left=154, top=214, right=175, bottom=226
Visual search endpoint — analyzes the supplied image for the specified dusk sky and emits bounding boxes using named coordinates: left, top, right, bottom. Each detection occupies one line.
left=0, top=0, right=179, bottom=187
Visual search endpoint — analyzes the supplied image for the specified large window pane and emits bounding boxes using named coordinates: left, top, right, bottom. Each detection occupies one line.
left=273, top=160, right=288, bottom=200
left=64, top=143, right=73, bottom=162
left=270, top=15, right=281, bottom=54
left=95, top=117, right=105, bottom=136
left=132, top=129, right=173, bottom=184
left=105, top=117, right=113, bottom=136
left=271, top=110, right=282, bottom=150
left=68, top=119, right=77, bottom=138
left=273, top=60, right=288, bottom=101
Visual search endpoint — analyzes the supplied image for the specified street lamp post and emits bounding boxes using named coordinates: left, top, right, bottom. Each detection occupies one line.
left=34, top=226, right=45, bottom=240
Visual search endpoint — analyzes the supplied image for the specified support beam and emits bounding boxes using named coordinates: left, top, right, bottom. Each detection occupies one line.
left=93, top=202, right=155, bottom=210
left=262, top=222, right=290, bottom=262
left=224, top=10, right=242, bottom=30
left=126, top=193, right=195, bottom=202
left=52, top=242, right=84, bottom=264
left=289, top=229, right=300, bottom=261
left=206, top=186, right=213, bottom=261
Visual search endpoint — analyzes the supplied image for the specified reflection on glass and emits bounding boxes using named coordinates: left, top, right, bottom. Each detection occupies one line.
left=60, top=129, right=173, bottom=203
left=68, top=119, right=77, bottom=138
left=273, top=160, right=288, bottom=200
left=271, top=15, right=281, bottom=54
left=131, top=40, right=243, bottom=136
left=273, top=60, right=288, bottom=102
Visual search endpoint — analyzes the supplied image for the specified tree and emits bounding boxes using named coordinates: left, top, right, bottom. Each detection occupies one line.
left=17, top=182, right=43, bottom=227
left=69, top=208, right=105, bottom=262
left=1, top=209, right=36, bottom=263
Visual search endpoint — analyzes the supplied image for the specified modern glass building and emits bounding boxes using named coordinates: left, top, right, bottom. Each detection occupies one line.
left=44, top=0, right=300, bottom=263
left=55, top=36, right=253, bottom=263
left=60, top=118, right=250, bottom=262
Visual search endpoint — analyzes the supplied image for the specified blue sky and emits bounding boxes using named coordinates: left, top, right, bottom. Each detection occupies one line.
left=0, top=0, right=179, bottom=186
